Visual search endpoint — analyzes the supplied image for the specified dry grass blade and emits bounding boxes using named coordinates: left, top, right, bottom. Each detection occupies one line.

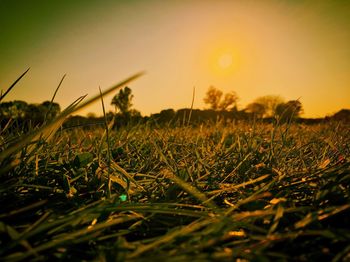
left=0, top=222, right=37, bottom=259
left=44, top=74, right=66, bottom=122
left=187, top=86, right=195, bottom=125
left=101, top=203, right=211, bottom=217
left=0, top=200, right=48, bottom=219
left=221, top=152, right=253, bottom=183
left=99, top=86, right=112, bottom=198
left=162, top=168, right=218, bottom=210
left=110, top=161, right=145, bottom=192
left=208, top=174, right=271, bottom=196
left=4, top=215, right=140, bottom=261
left=0, top=68, right=30, bottom=102
left=127, top=218, right=212, bottom=258
left=295, top=204, right=350, bottom=229
left=231, top=207, right=300, bottom=221
left=152, top=139, right=217, bottom=210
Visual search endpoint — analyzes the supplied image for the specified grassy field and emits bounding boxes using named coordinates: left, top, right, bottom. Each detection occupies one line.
left=0, top=73, right=349, bottom=261
left=1, top=118, right=349, bottom=261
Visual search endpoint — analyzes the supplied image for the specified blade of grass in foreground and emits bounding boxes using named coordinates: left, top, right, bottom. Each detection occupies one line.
left=162, top=168, right=218, bottom=210
left=127, top=218, right=212, bottom=259
left=0, top=68, right=30, bottom=102
left=4, top=215, right=140, bottom=261
left=0, top=72, right=145, bottom=171
left=44, top=74, right=66, bottom=123
left=153, top=138, right=218, bottom=210
left=187, top=86, right=195, bottom=125
left=99, top=86, right=112, bottom=198
left=0, top=95, right=86, bottom=169
left=73, top=71, right=145, bottom=113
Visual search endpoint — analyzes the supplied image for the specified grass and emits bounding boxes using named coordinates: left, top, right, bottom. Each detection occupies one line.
left=1, top=75, right=350, bottom=261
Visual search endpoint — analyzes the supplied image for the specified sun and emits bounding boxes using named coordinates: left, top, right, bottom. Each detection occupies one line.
left=202, top=44, right=241, bottom=77
left=218, top=53, right=233, bottom=69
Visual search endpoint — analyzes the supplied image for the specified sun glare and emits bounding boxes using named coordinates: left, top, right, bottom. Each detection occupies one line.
left=201, top=42, right=242, bottom=77
left=218, top=53, right=233, bottom=69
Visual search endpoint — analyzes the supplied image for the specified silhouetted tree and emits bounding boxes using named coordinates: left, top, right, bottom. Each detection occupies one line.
left=40, top=101, right=61, bottom=121
left=0, top=100, right=28, bottom=118
left=129, top=109, right=141, bottom=118
left=254, top=95, right=285, bottom=117
left=111, top=86, right=133, bottom=114
left=204, top=86, right=238, bottom=111
left=220, top=91, right=239, bottom=111
left=275, top=100, right=303, bottom=122
left=245, top=102, right=266, bottom=118
left=87, top=112, right=97, bottom=119
left=0, top=100, right=61, bottom=124
left=157, top=109, right=176, bottom=122
left=110, top=87, right=144, bottom=127
left=26, top=104, right=44, bottom=124
left=331, top=109, right=350, bottom=122
left=204, top=86, right=223, bottom=110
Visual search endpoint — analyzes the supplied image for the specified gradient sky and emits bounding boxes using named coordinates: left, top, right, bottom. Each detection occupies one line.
left=1, top=0, right=349, bottom=117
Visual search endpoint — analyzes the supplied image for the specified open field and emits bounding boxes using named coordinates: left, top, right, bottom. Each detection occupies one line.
left=2, top=1, right=350, bottom=260
left=1, top=120, right=349, bottom=261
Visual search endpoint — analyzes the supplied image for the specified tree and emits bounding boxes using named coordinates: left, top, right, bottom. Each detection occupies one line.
left=254, top=95, right=285, bottom=117
left=0, top=100, right=29, bottom=119
left=332, top=109, right=350, bottom=122
left=111, top=86, right=133, bottom=114
left=203, top=86, right=222, bottom=110
left=40, top=101, right=61, bottom=121
left=158, top=109, right=176, bottom=122
left=87, top=112, right=97, bottom=119
left=26, top=104, right=44, bottom=124
left=203, top=86, right=238, bottom=111
left=275, top=100, right=303, bottom=122
left=245, top=102, right=266, bottom=118
left=220, top=91, right=239, bottom=111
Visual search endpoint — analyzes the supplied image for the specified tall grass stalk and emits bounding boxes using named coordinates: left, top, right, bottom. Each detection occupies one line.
left=99, top=87, right=112, bottom=198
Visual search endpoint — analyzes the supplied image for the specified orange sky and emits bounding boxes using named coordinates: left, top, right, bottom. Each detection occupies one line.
left=1, top=0, right=349, bottom=117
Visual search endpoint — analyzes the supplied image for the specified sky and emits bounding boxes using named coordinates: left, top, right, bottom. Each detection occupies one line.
left=1, top=0, right=349, bottom=118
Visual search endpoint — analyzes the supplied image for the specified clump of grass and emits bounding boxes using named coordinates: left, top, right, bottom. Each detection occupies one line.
left=1, top=73, right=350, bottom=261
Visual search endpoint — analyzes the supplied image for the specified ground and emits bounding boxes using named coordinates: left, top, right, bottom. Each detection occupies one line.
left=0, top=121, right=349, bottom=261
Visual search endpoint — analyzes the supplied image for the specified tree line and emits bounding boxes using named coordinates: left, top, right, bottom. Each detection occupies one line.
left=202, top=86, right=303, bottom=122
left=0, top=86, right=348, bottom=129
left=0, top=100, right=61, bottom=129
